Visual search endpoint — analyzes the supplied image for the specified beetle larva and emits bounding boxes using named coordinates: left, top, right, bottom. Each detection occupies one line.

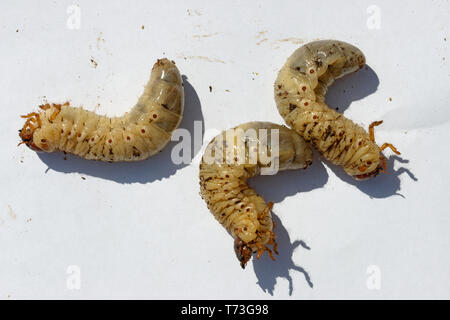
left=274, top=40, right=400, bottom=179
left=199, top=122, right=313, bottom=268
left=19, top=58, right=184, bottom=162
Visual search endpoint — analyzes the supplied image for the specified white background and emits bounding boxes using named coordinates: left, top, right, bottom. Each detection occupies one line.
left=1, top=0, right=449, bottom=299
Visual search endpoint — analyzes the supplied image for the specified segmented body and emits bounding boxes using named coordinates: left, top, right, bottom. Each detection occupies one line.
left=199, top=122, right=313, bottom=268
left=274, top=40, right=399, bottom=179
left=19, top=58, right=184, bottom=161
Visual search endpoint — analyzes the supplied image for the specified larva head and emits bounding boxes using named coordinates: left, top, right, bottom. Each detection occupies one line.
left=18, top=124, right=42, bottom=151
left=353, top=155, right=385, bottom=180
left=234, top=237, right=253, bottom=269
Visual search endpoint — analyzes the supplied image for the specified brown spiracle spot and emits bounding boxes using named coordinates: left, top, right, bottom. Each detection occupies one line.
left=141, top=129, right=146, bottom=134
left=289, top=103, right=297, bottom=111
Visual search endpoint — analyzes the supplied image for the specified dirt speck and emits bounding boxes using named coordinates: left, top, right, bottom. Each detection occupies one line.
left=16, top=29, right=19, bottom=33
left=276, top=37, right=305, bottom=45
left=256, top=31, right=267, bottom=38
left=225, top=89, right=231, bottom=92
left=192, top=32, right=219, bottom=39
left=8, top=205, right=16, bottom=219
left=81, top=177, right=86, bottom=180
left=256, top=38, right=268, bottom=45
left=96, top=32, right=105, bottom=49
left=26, top=218, right=32, bottom=223
left=90, top=57, right=98, bottom=68
left=141, top=25, right=144, bottom=30
left=209, top=86, right=212, bottom=92
left=179, top=55, right=225, bottom=64
left=389, top=97, right=392, bottom=101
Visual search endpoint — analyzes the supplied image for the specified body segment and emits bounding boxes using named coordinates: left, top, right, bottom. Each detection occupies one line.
left=19, top=58, right=184, bottom=162
left=274, top=40, right=399, bottom=179
left=199, top=122, right=313, bottom=268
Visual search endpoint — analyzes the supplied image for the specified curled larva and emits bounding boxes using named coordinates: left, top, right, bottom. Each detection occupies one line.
left=199, top=122, right=313, bottom=268
left=19, top=58, right=184, bottom=162
left=274, top=40, right=400, bottom=180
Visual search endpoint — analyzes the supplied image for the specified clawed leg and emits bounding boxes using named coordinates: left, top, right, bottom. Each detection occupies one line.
left=21, top=112, right=41, bottom=129
left=379, top=155, right=387, bottom=173
left=368, top=120, right=383, bottom=142
left=380, top=143, right=400, bottom=155
left=49, top=104, right=62, bottom=121
left=256, top=242, right=276, bottom=261
left=369, top=120, right=401, bottom=156
left=255, top=230, right=278, bottom=261
left=267, top=230, right=278, bottom=255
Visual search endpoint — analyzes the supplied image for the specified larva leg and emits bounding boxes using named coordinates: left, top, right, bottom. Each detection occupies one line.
left=275, top=40, right=400, bottom=180
left=49, top=104, right=62, bottom=122
left=380, top=143, right=401, bottom=155
left=18, top=59, right=184, bottom=162
left=200, top=122, right=313, bottom=268
left=369, top=120, right=401, bottom=155
left=368, top=120, right=383, bottom=142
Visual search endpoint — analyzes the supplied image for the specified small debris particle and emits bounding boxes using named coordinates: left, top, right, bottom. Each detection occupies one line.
left=81, top=177, right=86, bottom=180
left=16, top=29, right=19, bottom=33
left=209, top=86, right=212, bottom=92
left=90, top=57, right=98, bottom=68
left=335, top=107, right=339, bottom=111
left=256, top=38, right=268, bottom=45
left=225, top=89, right=231, bottom=92
left=141, top=25, right=144, bottom=30
left=8, top=205, right=16, bottom=219
left=26, top=218, right=32, bottom=223
left=445, top=38, right=447, bottom=41
left=389, top=97, right=392, bottom=101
